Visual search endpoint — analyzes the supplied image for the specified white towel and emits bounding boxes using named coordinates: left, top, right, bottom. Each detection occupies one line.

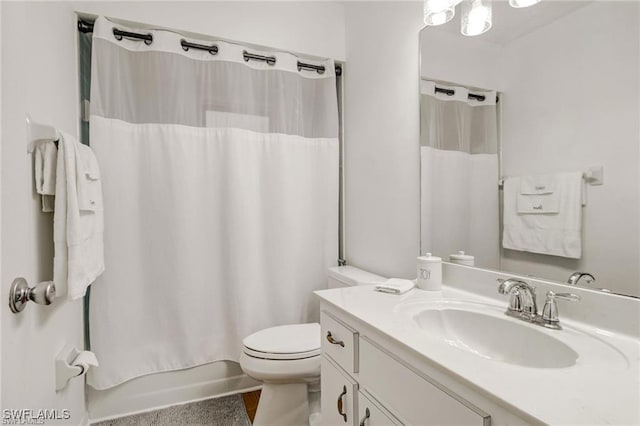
left=54, top=132, right=105, bottom=300
left=503, top=172, right=583, bottom=259
left=519, top=174, right=556, bottom=195
left=516, top=193, right=559, bottom=214
left=375, top=278, right=415, bottom=295
left=35, top=141, right=58, bottom=212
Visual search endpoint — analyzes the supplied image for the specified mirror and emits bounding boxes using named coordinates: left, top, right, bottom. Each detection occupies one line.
left=419, top=1, right=639, bottom=297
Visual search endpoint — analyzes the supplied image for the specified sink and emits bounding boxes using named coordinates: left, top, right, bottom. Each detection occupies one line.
left=408, top=305, right=579, bottom=368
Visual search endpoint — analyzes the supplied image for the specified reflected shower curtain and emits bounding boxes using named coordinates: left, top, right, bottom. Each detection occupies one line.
left=87, top=17, right=339, bottom=389
left=420, top=80, right=499, bottom=269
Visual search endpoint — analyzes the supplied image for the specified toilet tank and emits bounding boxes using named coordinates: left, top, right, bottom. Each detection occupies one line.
left=327, top=266, right=386, bottom=289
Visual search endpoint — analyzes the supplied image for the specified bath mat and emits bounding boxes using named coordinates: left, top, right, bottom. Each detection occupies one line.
left=92, top=394, right=252, bottom=426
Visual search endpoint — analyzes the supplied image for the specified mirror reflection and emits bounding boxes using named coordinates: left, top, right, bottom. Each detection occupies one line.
left=419, top=1, right=639, bottom=297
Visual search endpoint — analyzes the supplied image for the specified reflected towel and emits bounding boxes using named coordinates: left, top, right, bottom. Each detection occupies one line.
left=517, top=193, right=559, bottom=214
left=503, top=172, right=583, bottom=259
left=519, top=174, right=556, bottom=195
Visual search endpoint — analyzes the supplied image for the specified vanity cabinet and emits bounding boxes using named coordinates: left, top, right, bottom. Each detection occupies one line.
left=320, top=311, right=491, bottom=426
left=321, top=356, right=358, bottom=426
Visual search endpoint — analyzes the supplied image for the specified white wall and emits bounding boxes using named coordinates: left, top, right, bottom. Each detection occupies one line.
left=1, top=1, right=345, bottom=423
left=420, top=27, right=503, bottom=91
left=499, top=2, right=640, bottom=296
left=0, top=0, right=3, bottom=411
left=343, top=1, right=423, bottom=279
left=1, top=2, right=86, bottom=424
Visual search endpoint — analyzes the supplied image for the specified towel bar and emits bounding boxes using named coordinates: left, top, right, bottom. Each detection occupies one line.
left=498, top=166, right=604, bottom=188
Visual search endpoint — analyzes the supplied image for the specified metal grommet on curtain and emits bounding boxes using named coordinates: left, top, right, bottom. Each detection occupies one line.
left=112, top=27, right=153, bottom=45
left=180, top=39, right=219, bottom=55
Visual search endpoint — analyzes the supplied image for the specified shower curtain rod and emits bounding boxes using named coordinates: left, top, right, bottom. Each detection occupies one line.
left=78, top=20, right=343, bottom=76
left=434, top=86, right=499, bottom=103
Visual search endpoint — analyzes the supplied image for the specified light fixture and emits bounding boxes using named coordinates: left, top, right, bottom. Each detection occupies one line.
left=424, top=0, right=462, bottom=26
left=424, top=0, right=540, bottom=36
left=461, top=0, right=492, bottom=36
left=509, top=0, right=541, bottom=8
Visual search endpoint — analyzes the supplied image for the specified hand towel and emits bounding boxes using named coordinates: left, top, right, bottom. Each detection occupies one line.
left=519, top=174, right=556, bottom=195
left=516, top=193, right=559, bottom=214
left=35, top=141, right=58, bottom=212
left=54, top=132, right=105, bottom=300
left=375, top=278, right=415, bottom=295
left=503, top=172, right=583, bottom=259
left=76, top=144, right=103, bottom=212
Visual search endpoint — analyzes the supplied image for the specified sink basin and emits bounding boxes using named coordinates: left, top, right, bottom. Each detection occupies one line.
left=411, top=306, right=579, bottom=368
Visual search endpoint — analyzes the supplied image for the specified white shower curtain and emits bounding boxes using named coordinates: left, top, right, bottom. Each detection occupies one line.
left=420, top=80, right=499, bottom=269
left=87, top=17, right=339, bottom=389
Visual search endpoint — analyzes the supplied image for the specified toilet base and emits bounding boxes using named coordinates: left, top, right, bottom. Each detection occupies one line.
left=254, top=382, right=315, bottom=426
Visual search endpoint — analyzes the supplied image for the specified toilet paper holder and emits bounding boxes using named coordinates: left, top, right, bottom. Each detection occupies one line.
left=55, top=345, right=99, bottom=391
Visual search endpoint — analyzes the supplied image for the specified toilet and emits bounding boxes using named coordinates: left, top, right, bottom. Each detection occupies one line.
left=239, top=266, right=385, bottom=426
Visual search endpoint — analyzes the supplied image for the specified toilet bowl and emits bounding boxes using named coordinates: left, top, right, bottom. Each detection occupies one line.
left=239, top=323, right=321, bottom=426
left=239, top=266, right=386, bottom=425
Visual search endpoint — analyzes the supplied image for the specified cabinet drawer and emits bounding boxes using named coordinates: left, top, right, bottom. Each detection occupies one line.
left=322, top=355, right=358, bottom=426
left=321, top=311, right=359, bottom=373
left=357, top=391, right=402, bottom=426
left=359, top=338, right=490, bottom=426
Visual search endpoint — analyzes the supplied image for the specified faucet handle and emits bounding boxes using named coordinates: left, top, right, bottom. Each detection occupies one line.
left=541, top=291, right=580, bottom=329
left=549, top=291, right=581, bottom=302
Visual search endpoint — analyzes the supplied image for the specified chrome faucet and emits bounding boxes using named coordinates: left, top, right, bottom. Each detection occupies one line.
left=497, top=278, right=538, bottom=319
left=497, top=278, right=581, bottom=330
left=567, top=272, right=595, bottom=287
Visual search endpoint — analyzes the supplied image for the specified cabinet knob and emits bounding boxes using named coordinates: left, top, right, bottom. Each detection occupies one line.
left=359, top=407, right=370, bottom=426
left=337, top=385, right=347, bottom=422
left=326, top=331, right=345, bottom=347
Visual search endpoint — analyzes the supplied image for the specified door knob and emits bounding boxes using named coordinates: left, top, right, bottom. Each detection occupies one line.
left=9, top=278, right=56, bottom=313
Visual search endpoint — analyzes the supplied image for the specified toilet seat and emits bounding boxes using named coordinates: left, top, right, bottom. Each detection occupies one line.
left=242, top=323, right=320, bottom=361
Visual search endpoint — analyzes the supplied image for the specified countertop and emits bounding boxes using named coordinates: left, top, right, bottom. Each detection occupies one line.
left=315, top=284, right=640, bottom=425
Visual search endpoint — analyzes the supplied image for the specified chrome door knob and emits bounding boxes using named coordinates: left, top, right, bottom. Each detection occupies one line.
left=9, top=278, right=56, bottom=314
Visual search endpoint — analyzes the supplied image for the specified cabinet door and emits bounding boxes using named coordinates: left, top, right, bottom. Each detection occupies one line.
left=357, top=391, right=402, bottom=426
left=322, top=355, right=358, bottom=426
left=359, top=338, right=490, bottom=426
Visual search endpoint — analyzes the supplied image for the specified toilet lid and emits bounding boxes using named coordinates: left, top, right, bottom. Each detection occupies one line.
left=243, top=323, right=320, bottom=360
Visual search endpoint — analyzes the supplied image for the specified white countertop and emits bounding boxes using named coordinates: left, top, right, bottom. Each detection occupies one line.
left=315, top=284, right=640, bottom=425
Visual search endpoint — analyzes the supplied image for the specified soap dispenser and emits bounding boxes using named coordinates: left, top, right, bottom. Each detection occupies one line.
left=416, top=253, right=442, bottom=291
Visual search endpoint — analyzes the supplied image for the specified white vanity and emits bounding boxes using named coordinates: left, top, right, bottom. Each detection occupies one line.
left=316, top=264, right=640, bottom=425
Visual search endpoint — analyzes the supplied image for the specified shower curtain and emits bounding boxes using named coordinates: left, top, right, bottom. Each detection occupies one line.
left=87, top=17, right=339, bottom=389
left=420, top=80, right=499, bottom=269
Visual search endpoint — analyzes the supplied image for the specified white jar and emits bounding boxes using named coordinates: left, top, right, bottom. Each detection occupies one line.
left=416, top=253, right=442, bottom=291
left=449, top=251, right=475, bottom=266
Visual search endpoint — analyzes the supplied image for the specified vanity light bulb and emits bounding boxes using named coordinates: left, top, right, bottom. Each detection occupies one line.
left=424, top=0, right=458, bottom=26
left=509, top=0, right=541, bottom=8
left=461, top=0, right=492, bottom=36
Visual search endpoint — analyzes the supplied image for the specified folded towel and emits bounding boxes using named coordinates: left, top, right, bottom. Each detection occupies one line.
left=35, top=141, right=58, bottom=212
left=520, top=174, right=555, bottom=195
left=375, top=278, right=415, bottom=295
left=54, top=132, right=105, bottom=300
left=503, top=172, right=583, bottom=259
left=517, top=193, right=559, bottom=214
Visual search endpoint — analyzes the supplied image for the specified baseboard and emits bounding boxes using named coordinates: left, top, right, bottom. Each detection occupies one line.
left=87, top=361, right=261, bottom=423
